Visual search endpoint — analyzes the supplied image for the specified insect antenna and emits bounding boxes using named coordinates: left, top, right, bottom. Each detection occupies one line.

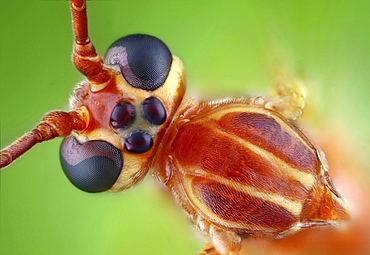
left=71, top=0, right=111, bottom=86
left=0, top=0, right=100, bottom=169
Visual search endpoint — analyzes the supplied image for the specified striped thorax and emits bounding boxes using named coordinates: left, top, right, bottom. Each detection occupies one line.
left=152, top=97, right=348, bottom=239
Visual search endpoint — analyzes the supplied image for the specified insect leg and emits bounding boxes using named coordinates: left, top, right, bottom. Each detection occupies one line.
left=264, top=70, right=306, bottom=121
left=198, top=225, right=242, bottom=255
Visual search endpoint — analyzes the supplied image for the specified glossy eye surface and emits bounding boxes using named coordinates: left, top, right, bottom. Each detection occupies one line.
left=105, top=34, right=172, bottom=91
left=110, top=101, right=135, bottom=129
left=60, top=136, right=123, bottom=193
left=124, top=131, right=153, bottom=154
left=142, top=97, right=167, bottom=125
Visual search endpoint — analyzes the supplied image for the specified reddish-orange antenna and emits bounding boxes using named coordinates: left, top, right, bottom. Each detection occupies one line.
left=0, top=1, right=98, bottom=169
left=71, top=0, right=111, bottom=85
left=0, top=111, right=86, bottom=168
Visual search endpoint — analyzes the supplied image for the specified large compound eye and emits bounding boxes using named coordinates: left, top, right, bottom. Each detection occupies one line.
left=104, top=34, right=172, bottom=91
left=60, top=136, right=123, bottom=193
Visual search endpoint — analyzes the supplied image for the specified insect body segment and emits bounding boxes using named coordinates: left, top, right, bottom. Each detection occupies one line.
left=151, top=99, right=348, bottom=254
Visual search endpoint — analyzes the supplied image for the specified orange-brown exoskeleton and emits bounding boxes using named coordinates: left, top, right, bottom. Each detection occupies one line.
left=0, top=0, right=349, bottom=254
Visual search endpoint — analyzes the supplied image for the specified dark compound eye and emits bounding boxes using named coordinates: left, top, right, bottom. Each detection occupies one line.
left=105, top=34, right=172, bottom=91
left=124, top=131, right=153, bottom=154
left=110, top=101, right=135, bottom=129
left=142, top=97, right=167, bottom=125
left=60, top=136, right=123, bottom=193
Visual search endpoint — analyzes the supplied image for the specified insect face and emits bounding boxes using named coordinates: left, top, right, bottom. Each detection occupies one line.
left=60, top=34, right=186, bottom=193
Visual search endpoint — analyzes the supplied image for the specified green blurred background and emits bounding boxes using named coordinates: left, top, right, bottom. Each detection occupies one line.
left=1, top=1, right=369, bottom=255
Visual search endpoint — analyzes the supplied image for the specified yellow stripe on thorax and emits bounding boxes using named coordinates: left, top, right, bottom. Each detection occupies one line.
left=185, top=165, right=304, bottom=217
left=206, top=106, right=316, bottom=190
